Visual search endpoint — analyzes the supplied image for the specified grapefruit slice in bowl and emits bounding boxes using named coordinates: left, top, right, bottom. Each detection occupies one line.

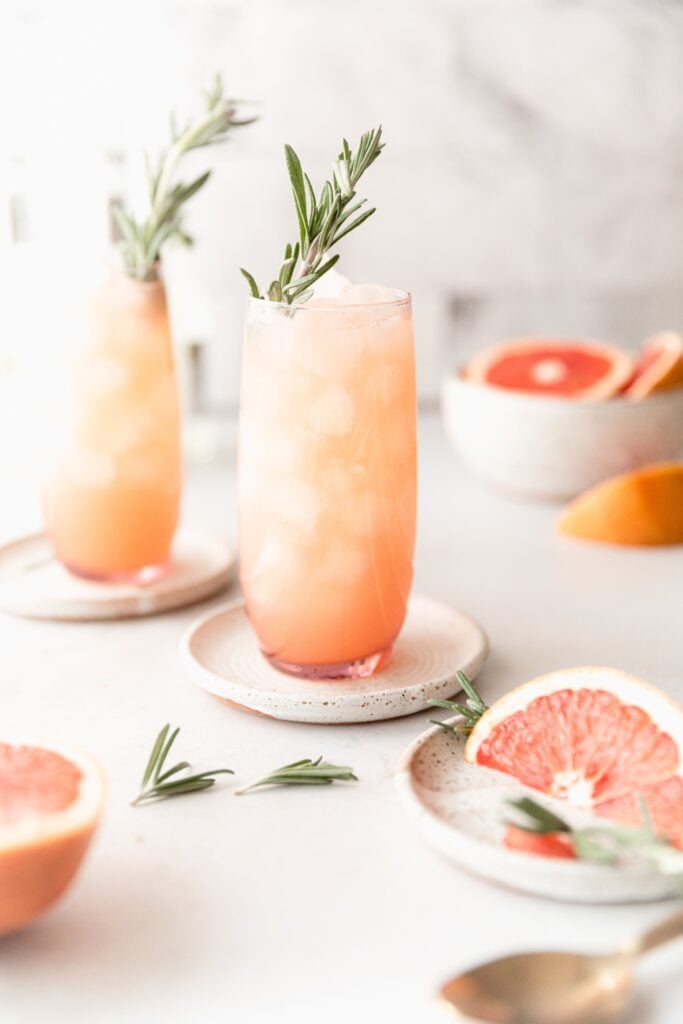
left=464, top=667, right=683, bottom=848
left=465, top=338, right=633, bottom=399
left=0, top=740, right=104, bottom=935
left=626, top=331, right=683, bottom=401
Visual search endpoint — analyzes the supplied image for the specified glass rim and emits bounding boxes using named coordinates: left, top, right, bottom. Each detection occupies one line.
left=246, top=288, right=411, bottom=313
left=98, top=247, right=164, bottom=287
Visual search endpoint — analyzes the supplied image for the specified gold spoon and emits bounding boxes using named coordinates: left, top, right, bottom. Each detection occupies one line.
left=440, top=907, right=683, bottom=1023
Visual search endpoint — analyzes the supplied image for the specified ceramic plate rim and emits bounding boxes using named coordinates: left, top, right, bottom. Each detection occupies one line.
left=0, top=528, right=235, bottom=620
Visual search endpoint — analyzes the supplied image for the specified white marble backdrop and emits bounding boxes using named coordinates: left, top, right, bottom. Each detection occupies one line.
left=3, top=0, right=683, bottom=408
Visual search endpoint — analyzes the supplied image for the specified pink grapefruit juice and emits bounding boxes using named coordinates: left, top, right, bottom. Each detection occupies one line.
left=238, top=290, right=417, bottom=678
left=43, top=273, right=182, bottom=580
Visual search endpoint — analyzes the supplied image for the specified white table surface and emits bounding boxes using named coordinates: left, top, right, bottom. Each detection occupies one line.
left=1, top=412, right=682, bottom=1024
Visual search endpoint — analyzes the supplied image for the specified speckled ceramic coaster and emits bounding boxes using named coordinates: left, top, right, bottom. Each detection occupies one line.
left=181, top=594, right=489, bottom=724
left=0, top=528, right=235, bottom=621
left=396, top=721, right=679, bottom=904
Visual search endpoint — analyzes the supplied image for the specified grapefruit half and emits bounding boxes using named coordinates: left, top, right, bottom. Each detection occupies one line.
left=465, top=338, right=633, bottom=399
left=0, top=740, right=104, bottom=935
left=626, top=332, right=683, bottom=401
left=465, top=667, right=683, bottom=847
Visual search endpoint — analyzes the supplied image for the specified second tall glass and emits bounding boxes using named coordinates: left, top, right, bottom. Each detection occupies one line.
left=43, top=270, right=182, bottom=582
left=238, top=291, right=417, bottom=679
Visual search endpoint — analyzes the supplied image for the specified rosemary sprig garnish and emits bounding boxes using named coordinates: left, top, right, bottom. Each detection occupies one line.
left=428, top=672, right=489, bottom=735
left=240, top=126, right=384, bottom=304
left=131, top=724, right=234, bottom=806
left=506, top=796, right=683, bottom=879
left=235, top=757, right=358, bottom=795
left=114, top=75, right=254, bottom=282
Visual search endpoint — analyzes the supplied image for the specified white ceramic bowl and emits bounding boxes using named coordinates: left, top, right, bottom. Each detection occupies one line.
left=442, top=372, right=683, bottom=499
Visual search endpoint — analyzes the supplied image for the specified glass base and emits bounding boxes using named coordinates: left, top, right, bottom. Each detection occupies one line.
left=62, top=560, right=169, bottom=586
left=266, top=647, right=391, bottom=681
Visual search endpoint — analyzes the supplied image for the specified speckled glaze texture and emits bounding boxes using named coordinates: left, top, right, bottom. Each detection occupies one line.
left=0, top=529, right=235, bottom=620
left=396, top=720, right=680, bottom=903
left=442, top=374, right=683, bottom=499
left=181, top=594, right=488, bottom=724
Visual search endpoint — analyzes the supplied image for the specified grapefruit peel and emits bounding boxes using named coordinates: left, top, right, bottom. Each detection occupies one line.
left=626, top=331, right=683, bottom=401
left=557, top=463, right=683, bottom=547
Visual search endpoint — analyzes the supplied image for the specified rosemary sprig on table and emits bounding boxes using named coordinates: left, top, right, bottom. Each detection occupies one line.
left=114, top=75, right=254, bottom=282
left=235, top=757, right=358, bottom=795
left=131, top=724, right=234, bottom=806
left=240, top=126, right=384, bottom=304
left=427, top=672, right=489, bottom=735
left=506, top=796, right=683, bottom=879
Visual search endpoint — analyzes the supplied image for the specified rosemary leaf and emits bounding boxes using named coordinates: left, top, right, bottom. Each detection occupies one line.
left=155, top=761, right=191, bottom=784
left=235, top=756, right=358, bottom=795
left=141, top=723, right=171, bottom=789
left=132, top=725, right=233, bottom=806
left=284, top=144, right=309, bottom=252
left=571, top=831, right=618, bottom=864
left=240, top=267, right=262, bottom=299
left=505, top=797, right=571, bottom=834
left=330, top=206, right=376, bottom=247
left=428, top=719, right=471, bottom=737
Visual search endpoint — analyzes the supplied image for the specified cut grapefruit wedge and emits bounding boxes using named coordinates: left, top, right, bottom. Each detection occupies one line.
left=464, top=667, right=683, bottom=848
left=0, top=740, right=104, bottom=935
left=626, top=331, right=683, bottom=401
left=465, top=338, right=633, bottom=399
left=557, top=462, right=683, bottom=546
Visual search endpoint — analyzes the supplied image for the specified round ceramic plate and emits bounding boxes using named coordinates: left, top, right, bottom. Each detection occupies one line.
left=181, top=594, right=489, bottom=724
left=396, top=720, right=679, bottom=904
left=0, top=528, right=235, bottom=620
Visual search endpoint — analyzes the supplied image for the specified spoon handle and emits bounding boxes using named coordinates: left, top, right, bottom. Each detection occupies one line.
left=631, top=907, right=683, bottom=956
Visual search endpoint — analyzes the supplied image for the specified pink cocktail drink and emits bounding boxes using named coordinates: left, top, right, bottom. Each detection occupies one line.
left=43, top=273, right=182, bottom=581
left=238, top=287, right=417, bottom=678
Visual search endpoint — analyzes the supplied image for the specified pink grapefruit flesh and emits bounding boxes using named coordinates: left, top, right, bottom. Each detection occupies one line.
left=466, top=338, right=633, bottom=399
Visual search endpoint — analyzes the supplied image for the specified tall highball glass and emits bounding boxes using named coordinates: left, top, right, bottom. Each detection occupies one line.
left=238, top=291, right=417, bottom=679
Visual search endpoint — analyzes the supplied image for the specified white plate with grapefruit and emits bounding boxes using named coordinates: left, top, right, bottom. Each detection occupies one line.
left=396, top=667, right=683, bottom=903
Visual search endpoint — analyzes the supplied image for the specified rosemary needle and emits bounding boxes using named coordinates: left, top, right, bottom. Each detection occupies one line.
left=235, top=757, right=358, bottom=795
left=131, top=724, right=234, bottom=806
left=427, top=671, right=489, bottom=736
